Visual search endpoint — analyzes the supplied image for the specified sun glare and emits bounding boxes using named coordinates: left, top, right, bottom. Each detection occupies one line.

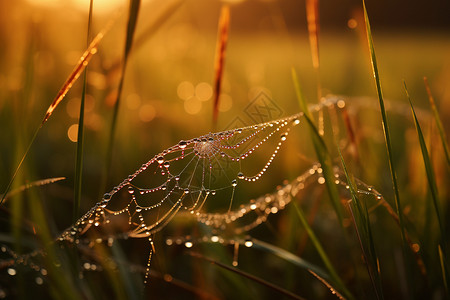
left=26, top=0, right=124, bottom=13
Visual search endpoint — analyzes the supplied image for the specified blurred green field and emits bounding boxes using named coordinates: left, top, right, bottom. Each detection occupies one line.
left=0, top=0, right=449, bottom=299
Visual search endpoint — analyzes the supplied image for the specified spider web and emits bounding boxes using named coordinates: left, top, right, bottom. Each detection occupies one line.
left=59, top=108, right=304, bottom=242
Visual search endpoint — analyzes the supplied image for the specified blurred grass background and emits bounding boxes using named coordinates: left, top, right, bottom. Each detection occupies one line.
left=0, top=0, right=449, bottom=299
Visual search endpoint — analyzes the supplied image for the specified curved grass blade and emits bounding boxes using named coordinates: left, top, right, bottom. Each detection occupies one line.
left=212, top=5, right=230, bottom=128
left=404, top=82, right=449, bottom=290
left=0, top=16, right=116, bottom=207
left=309, top=270, right=345, bottom=300
left=338, top=147, right=384, bottom=300
left=1, top=177, right=65, bottom=203
left=251, top=238, right=328, bottom=279
left=292, top=202, right=354, bottom=300
left=423, top=76, right=450, bottom=167
left=188, top=251, right=306, bottom=300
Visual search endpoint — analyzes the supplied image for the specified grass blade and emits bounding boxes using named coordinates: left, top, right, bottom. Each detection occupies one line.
left=292, top=202, right=354, bottom=300
left=423, top=76, right=450, bottom=167
left=305, top=0, right=320, bottom=71
left=188, top=251, right=306, bottom=300
left=404, top=82, right=448, bottom=289
left=101, top=0, right=141, bottom=193
left=338, top=147, right=384, bottom=300
left=362, top=0, right=409, bottom=264
left=292, top=68, right=344, bottom=224
left=212, top=5, right=230, bottom=128
left=0, top=17, right=115, bottom=207
left=251, top=238, right=328, bottom=279
left=73, top=0, right=93, bottom=222
left=1, top=177, right=65, bottom=203
left=439, top=246, right=449, bottom=296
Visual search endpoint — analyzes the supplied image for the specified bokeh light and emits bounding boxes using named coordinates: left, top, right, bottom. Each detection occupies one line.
left=67, top=124, right=79, bottom=142
left=139, top=103, right=156, bottom=122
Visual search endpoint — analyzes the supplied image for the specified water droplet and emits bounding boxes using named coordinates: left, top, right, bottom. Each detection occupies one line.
left=211, top=235, right=219, bottom=243
left=244, top=239, right=253, bottom=248
left=128, top=186, right=134, bottom=194
left=163, top=161, right=170, bottom=168
left=231, top=179, right=237, bottom=187
left=35, top=277, right=44, bottom=285
left=211, top=190, right=216, bottom=195
left=280, top=134, right=287, bottom=141
left=7, top=268, right=16, bottom=276
left=237, top=172, right=244, bottom=180
left=156, top=156, right=164, bottom=164
left=178, top=140, right=187, bottom=149
left=293, top=118, right=300, bottom=125
left=175, top=175, right=180, bottom=181
left=184, top=241, right=193, bottom=248
left=103, top=193, right=111, bottom=201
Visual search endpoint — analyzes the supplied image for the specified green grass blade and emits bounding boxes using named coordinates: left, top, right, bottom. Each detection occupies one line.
left=338, top=147, right=384, bottom=300
left=73, top=0, right=93, bottom=222
left=293, top=203, right=354, bottom=300
left=362, top=3, right=411, bottom=277
left=362, top=0, right=405, bottom=236
left=405, top=82, right=449, bottom=289
left=404, top=82, right=444, bottom=245
left=101, top=0, right=141, bottom=193
left=292, top=68, right=344, bottom=225
left=423, top=76, right=450, bottom=167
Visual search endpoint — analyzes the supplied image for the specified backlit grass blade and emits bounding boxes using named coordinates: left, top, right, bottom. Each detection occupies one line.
left=188, top=251, right=306, bottom=300
left=293, top=202, right=354, bottom=300
left=251, top=238, right=328, bottom=279
left=423, top=76, right=450, bottom=167
left=305, top=0, right=320, bottom=71
left=338, top=147, right=384, bottom=300
left=74, top=0, right=93, bottom=222
left=108, top=0, right=182, bottom=73
left=292, top=68, right=344, bottom=224
left=362, top=0, right=408, bottom=253
left=1, top=177, right=65, bottom=203
left=404, top=82, right=448, bottom=289
left=41, top=21, right=114, bottom=126
left=102, top=0, right=141, bottom=192
left=212, top=5, right=230, bottom=128
left=0, top=16, right=115, bottom=207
